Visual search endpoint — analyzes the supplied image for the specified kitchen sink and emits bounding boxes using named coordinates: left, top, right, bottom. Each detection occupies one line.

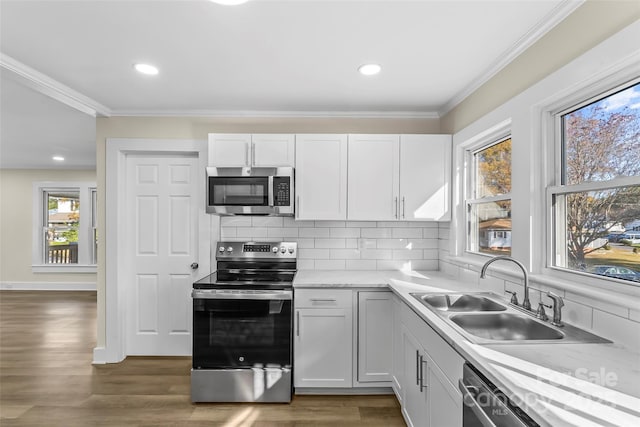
left=449, top=313, right=564, bottom=341
left=413, top=293, right=506, bottom=312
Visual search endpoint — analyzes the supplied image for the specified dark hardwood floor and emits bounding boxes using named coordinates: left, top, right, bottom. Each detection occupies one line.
left=0, top=291, right=405, bottom=426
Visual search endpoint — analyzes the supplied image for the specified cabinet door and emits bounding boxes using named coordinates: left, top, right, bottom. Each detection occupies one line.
left=401, top=324, right=428, bottom=427
left=251, top=134, right=295, bottom=167
left=357, top=291, right=393, bottom=383
left=427, top=354, right=462, bottom=427
left=208, top=134, right=251, bottom=166
left=391, top=295, right=404, bottom=402
left=348, top=134, right=400, bottom=220
left=294, top=308, right=353, bottom=388
left=295, top=134, right=348, bottom=220
left=400, top=134, right=451, bottom=221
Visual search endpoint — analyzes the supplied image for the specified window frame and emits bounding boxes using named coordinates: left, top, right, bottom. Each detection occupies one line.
left=460, top=119, right=513, bottom=258
left=543, top=76, right=640, bottom=286
left=32, top=181, right=97, bottom=273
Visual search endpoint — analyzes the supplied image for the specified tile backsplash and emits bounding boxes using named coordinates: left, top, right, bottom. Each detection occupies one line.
left=220, top=216, right=441, bottom=271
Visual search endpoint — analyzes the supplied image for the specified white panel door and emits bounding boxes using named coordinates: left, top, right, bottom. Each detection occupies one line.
left=295, top=134, right=348, bottom=220
left=208, top=133, right=252, bottom=166
left=126, top=154, right=199, bottom=355
left=252, top=134, right=295, bottom=167
left=348, top=134, right=400, bottom=220
left=357, top=291, right=393, bottom=383
left=400, top=134, right=451, bottom=221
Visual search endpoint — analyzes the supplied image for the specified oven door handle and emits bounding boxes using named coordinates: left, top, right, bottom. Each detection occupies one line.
left=192, top=289, right=292, bottom=300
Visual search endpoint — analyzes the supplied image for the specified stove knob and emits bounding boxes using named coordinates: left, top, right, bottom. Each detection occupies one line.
left=272, top=246, right=278, bottom=253
left=280, top=246, right=286, bottom=254
left=226, top=246, right=233, bottom=253
left=288, top=247, right=295, bottom=254
left=219, top=246, right=225, bottom=253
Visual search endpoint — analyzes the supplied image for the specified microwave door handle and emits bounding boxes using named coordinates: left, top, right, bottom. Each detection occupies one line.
left=268, top=176, right=274, bottom=206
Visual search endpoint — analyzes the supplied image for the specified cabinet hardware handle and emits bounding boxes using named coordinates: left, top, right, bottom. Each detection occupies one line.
left=394, top=197, right=398, bottom=219
left=415, top=350, right=420, bottom=385
left=251, top=144, right=256, bottom=166
left=296, top=196, right=300, bottom=214
left=296, top=311, right=300, bottom=337
left=402, top=197, right=406, bottom=219
left=419, top=355, right=427, bottom=392
left=310, top=298, right=336, bottom=302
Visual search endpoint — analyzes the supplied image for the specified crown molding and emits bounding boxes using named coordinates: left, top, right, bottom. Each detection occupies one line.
left=438, top=0, right=585, bottom=117
left=110, top=109, right=440, bottom=119
left=0, top=53, right=111, bottom=117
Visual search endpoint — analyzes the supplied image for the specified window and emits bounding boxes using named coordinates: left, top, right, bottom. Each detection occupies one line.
left=32, top=182, right=97, bottom=271
left=549, top=80, right=640, bottom=283
left=466, top=136, right=512, bottom=256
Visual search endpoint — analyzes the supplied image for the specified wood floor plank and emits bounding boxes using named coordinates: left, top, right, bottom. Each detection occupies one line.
left=0, top=291, right=406, bottom=426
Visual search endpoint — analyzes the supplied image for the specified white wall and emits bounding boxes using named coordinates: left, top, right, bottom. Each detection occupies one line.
left=0, top=169, right=97, bottom=289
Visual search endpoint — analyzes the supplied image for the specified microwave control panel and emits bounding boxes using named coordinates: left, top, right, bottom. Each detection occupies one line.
left=273, top=177, right=291, bottom=206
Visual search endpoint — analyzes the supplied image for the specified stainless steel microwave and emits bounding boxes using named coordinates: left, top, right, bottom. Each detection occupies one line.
left=206, top=167, right=294, bottom=216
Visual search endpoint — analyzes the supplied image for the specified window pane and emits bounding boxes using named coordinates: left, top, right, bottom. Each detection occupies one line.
left=562, top=82, right=640, bottom=185
left=45, top=191, right=79, bottom=264
left=468, top=200, right=512, bottom=256
left=474, top=138, right=512, bottom=198
left=553, top=186, right=640, bottom=282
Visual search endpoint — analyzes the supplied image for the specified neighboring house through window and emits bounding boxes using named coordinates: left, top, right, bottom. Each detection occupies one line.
left=32, top=182, right=97, bottom=272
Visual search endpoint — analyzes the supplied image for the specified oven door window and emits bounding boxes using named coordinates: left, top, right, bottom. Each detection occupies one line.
left=209, top=177, right=268, bottom=206
left=193, top=298, right=292, bottom=369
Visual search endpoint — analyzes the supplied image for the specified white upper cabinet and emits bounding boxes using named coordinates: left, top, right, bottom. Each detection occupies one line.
left=208, top=133, right=295, bottom=167
left=348, top=134, right=400, bottom=221
left=400, top=134, right=451, bottom=221
left=295, top=134, right=348, bottom=220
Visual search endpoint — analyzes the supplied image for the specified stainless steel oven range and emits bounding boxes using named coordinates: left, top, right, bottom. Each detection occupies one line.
left=191, top=241, right=297, bottom=403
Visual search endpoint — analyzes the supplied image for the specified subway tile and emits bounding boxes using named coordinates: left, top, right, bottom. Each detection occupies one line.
left=565, top=291, right=628, bottom=318
left=330, top=228, right=360, bottom=238
left=411, top=260, right=439, bottom=271
left=377, top=221, right=424, bottom=228
left=630, top=309, right=640, bottom=323
left=330, top=249, right=361, bottom=260
left=423, top=249, right=439, bottom=260
left=252, top=217, right=283, bottom=227
left=376, top=260, right=406, bottom=270
left=346, top=221, right=373, bottom=227
left=406, top=239, right=438, bottom=249
left=377, top=239, right=408, bottom=249
left=314, top=221, right=346, bottom=228
left=345, top=239, right=358, bottom=249
left=346, top=260, right=377, bottom=270
left=422, top=228, right=439, bottom=239
left=562, top=299, right=593, bottom=330
left=299, top=228, right=331, bottom=238
left=592, top=310, right=640, bottom=352
left=392, top=228, right=423, bottom=238
left=297, top=259, right=315, bottom=270
left=298, top=248, right=330, bottom=259
left=392, top=249, right=424, bottom=260
left=287, top=219, right=314, bottom=227
left=360, top=249, right=392, bottom=260
left=315, top=260, right=346, bottom=270
left=267, top=228, right=298, bottom=238
left=236, top=227, right=268, bottom=238
left=296, top=238, right=315, bottom=249
left=315, top=238, right=346, bottom=249
left=220, top=227, right=237, bottom=239
left=361, top=228, right=393, bottom=238
left=220, top=216, right=252, bottom=227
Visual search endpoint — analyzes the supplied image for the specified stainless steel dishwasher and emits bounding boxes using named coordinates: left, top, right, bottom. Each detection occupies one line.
left=459, top=363, right=540, bottom=427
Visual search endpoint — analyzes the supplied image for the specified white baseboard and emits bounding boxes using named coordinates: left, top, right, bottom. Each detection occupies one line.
left=0, top=281, right=96, bottom=291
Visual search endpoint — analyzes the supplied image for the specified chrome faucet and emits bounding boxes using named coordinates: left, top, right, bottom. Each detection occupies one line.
left=480, top=256, right=532, bottom=311
left=546, top=292, right=565, bottom=327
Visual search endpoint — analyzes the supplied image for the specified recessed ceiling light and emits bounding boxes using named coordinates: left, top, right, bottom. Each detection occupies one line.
left=134, top=63, right=159, bottom=75
left=358, top=63, right=382, bottom=76
left=52, top=156, right=65, bottom=162
left=209, top=0, right=251, bottom=5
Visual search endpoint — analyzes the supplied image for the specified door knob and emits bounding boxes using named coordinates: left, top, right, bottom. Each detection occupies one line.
left=190, top=262, right=199, bottom=270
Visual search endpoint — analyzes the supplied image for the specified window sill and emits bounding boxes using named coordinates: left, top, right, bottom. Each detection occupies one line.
left=32, top=265, right=97, bottom=274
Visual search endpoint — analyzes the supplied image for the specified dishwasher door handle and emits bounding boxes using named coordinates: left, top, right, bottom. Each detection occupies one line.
left=459, top=379, right=497, bottom=427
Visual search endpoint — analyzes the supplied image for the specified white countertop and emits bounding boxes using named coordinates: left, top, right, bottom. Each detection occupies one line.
left=293, top=270, right=640, bottom=427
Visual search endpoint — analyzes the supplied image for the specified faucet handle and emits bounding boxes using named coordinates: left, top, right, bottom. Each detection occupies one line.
left=536, top=302, right=551, bottom=321
left=505, top=290, right=519, bottom=305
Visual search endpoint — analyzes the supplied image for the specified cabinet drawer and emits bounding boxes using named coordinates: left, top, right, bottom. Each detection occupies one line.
left=295, top=289, right=352, bottom=308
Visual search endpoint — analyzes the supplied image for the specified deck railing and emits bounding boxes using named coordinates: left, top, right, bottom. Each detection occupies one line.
left=47, top=244, right=78, bottom=264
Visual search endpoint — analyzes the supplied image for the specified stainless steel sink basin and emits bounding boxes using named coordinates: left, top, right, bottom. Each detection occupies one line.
left=413, top=293, right=506, bottom=312
left=449, top=313, right=564, bottom=341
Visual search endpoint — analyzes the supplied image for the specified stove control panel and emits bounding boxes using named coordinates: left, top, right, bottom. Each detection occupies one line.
left=216, top=241, right=297, bottom=258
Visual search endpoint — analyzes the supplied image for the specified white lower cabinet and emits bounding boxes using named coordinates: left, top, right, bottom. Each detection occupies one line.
left=357, top=291, right=393, bottom=383
left=294, top=289, right=353, bottom=388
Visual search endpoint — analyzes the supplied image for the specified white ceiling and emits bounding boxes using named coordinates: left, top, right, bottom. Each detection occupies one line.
left=0, top=0, right=578, bottom=169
